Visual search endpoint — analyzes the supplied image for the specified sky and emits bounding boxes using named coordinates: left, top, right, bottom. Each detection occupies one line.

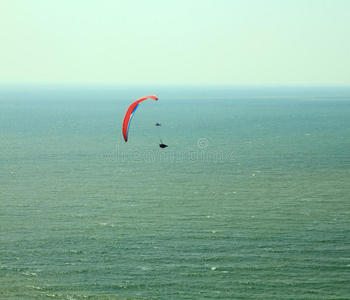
left=1, top=0, right=349, bottom=86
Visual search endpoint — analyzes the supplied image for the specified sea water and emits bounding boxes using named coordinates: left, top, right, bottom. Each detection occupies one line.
left=1, top=86, right=350, bottom=299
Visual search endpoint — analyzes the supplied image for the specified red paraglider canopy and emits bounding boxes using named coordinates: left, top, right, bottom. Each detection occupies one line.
left=122, top=95, right=158, bottom=142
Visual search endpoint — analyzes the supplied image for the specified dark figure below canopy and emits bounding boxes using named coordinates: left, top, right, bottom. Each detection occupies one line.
left=159, top=139, right=168, bottom=148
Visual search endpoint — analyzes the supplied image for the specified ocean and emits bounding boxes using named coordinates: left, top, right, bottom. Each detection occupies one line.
left=1, top=86, right=350, bottom=299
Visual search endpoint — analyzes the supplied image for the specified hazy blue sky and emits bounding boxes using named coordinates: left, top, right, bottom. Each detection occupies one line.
left=1, top=0, right=349, bottom=86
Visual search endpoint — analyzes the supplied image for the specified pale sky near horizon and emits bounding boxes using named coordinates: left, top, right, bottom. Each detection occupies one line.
left=1, top=0, right=349, bottom=86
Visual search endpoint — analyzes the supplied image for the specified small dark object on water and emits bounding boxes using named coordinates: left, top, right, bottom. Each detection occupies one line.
left=155, top=122, right=161, bottom=126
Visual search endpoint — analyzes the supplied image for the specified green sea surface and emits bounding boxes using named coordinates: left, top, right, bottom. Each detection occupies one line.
left=1, top=86, right=350, bottom=299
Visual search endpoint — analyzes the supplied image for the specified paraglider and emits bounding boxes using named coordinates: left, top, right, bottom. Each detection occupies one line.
left=159, top=139, right=168, bottom=148
left=122, top=95, right=158, bottom=142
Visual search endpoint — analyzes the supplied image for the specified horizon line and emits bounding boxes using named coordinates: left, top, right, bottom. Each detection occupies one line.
left=1, top=82, right=350, bottom=89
